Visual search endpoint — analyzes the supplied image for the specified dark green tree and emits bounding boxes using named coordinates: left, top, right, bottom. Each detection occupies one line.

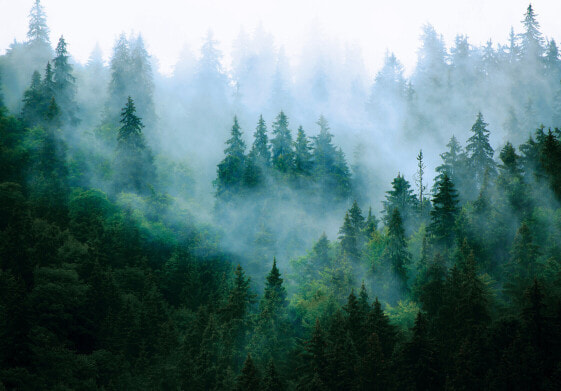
left=262, top=360, right=284, bottom=391
left=382, top=173, right=418, bottom=231
left=114, top=96, right=155, bottom=193
left=294, top=126, right=313, bottom=175
left=428, top=173, right=459, bottom=249
left=466, top=112, right=496, bottom=191
left=384, top=208, right=411, bottom=292
left=236, top=354, right=260, bottom=391
left=270, top=111, right=294, bottom=173
left=53, top=36, right=78, bottom=125
left=216, top=116, right=246, bottom=198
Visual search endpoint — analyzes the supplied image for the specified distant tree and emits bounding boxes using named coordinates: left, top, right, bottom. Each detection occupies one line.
left=27, top=0, right=50, bottom=45
left=129, top=35, right=155, bottom=128
left=384, top=208, right=411, bottom=292
left=250, top=115, right=271, bottom=167
left=216, top=117, right=246, bottom=198
left=114, top=96, right=155, bottom=193
left=106, top=34, right=131, bottom=123
left=312, top=116, right=351, bottom=199
left=294, top=126, right=313, bottom=175
left=236, top=354, right=260, bottom=391
left=364, top=207, right=379, bottom=238
left=466, top=112, right=496, bottom=191
left=428, top=173, right=459, bottom=249
left=415, top=150, right=428, bottom=214
left=382, top=173, right=418, bottom=231
left=504, top=223, right=539, bottom=305
left=519, top=4, right=544, bottom=60
left=270, top=111, right=294, bottom=173
left=53, top=36, right=78, bottom=125
left=21, top=71, right=46, bottom=124
left=262, top=360, right=284, bottom=391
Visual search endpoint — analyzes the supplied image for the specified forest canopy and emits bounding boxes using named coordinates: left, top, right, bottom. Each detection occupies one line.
left=1, top=1, right=561, bottom=390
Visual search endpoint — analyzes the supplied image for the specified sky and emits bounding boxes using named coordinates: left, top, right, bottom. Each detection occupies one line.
left=1, top=0, right=561, bottom=77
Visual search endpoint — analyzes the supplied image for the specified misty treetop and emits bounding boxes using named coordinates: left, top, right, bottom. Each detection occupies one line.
left=3, top=1, right=561, bottom=390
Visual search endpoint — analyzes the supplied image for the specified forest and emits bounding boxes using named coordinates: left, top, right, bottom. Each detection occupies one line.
left=1, top=0, right=561, bottom=389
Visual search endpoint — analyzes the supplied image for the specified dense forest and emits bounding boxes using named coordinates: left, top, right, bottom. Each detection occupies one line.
left=2, top=1, right=561, bottom=389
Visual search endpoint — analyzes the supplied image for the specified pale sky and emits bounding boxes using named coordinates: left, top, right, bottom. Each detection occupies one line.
left=1, top=0, right=561, bottom=76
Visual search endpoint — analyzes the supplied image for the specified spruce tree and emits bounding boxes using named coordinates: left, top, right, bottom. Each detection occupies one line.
left=364, top=207, right=379, bottom=238
left=114, top=96, right=155, bottom=193
left=338, top=212, right=358, bottom=259
left=53, top=36, right=78, bottom=125
left=384, top=208, right=411, bottom=292
left=262, top=360, right=284, bottom=391
left=382, top=173, right=418, bottom=230
left=520, top=4, right=544, bottom=60
left=236, top=354, right=260, bottom=391
left=294, top=126, right=313, bottom=175
left=300, top=318, right=329, bottom=388
left=270, top=111, right=294, bottom=173
left=466, top=112, right=496, bottom=191
left=216, top=117, right=246, bottom=198
left=504, top=223, right=539, bottom=305
left=27, top=0, right=50, bottom=45
left=250, top=115, right=271, bottom=166
left=428, top=173, right=459, bottom=249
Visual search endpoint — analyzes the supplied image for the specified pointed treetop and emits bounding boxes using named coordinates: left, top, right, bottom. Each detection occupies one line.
left=27, top=0, right=50, bottom=44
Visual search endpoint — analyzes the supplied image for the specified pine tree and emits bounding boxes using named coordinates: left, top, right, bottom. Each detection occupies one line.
left=222, top=264, right=255, bottom=321
left=250, top=115, right=271, bottom=166
left=21, top=71, right=46, bottom=124
left=364, top=207, right=379, bottom=238
left=520, top=4, right=544, bottom=60
left=114, top=96, right=155, bottom=193
left=270, top=111, right=294, bottom=173
left=504, top=223, right=539, bottom=306
left=384, top=208, right=411, bottom=292
left=216, top=117, right=246, bottom=198
left=294, top=126, right=313, bottom=175
left=338, top=212, right=358, bottom=259
left=236, top=354, right=260, bottom=391
left=129, top=34, right=155, bottom=128
left=106, top=33, right=131, bottom=123
left=428, top=173, right=459, bottom=249
left=262, top=360, right=284, bottom=391
left=27, top=0, right=50, bottom=45
left=435, top=135, right=466, bottom=188
left=466, top=112, right=496, bottom=191
left=382, top=173, right=419, bottom=230
left=53, top=36, right=78, bottom=125
left=312, top=116, right=346, bottom=195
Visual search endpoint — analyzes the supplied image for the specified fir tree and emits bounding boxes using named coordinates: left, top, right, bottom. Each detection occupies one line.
left=428, top=173, right=459, bottom=249
left=294, top=126, right=313, bottom=175
left=382, top=173, right=418, bottom=230
left=114, top=96, right=155, bottom=193
left=262, top=360, right=284, bottom=391
left=216, top=117, right=246, bottom=198
left=384, top=208, right=411, bottom=292
left=416, top=149, right=428, bottom=213
left=520, top=4, right=544, bottom=60
left=236, top=354, right=260, bottom=391
left=270, top=111, right=294, bottom=173
left=339, top=212, right=358, bottom=259
left=53, top=36, right=78, bottom=125
left=27, top=0, right=50, bottom=45
left=364, top=207, right=379, bottom=238
left=466, top=112, right=496, bottom=191
left=250, top=115, right=271, bottom=167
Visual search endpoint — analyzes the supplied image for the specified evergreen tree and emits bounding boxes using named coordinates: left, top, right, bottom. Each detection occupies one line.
left=216, top=117, right=246, bottom=198
left=466, top=112, right=496, bottom=191
left=21, top=70, right=46, bottom=124
left=435, top=135, right=466, bottom=188
left=236, top=354, right=260, bottom=391
left=384, top=208, right=411, bottom=292
left=250, top=115, right=271, bottom=167
left=270, top=111, right=294, bottom=173
left=53, top=36, right=78, bottom=125
left=262, top=360, right=284, bottom=391
left=428, top=174, right=459, bottom=249
left=106, top=34, right=131, bottom=123
left=416, top=149, right=428, bottom=214
left=504, top=223, right=539, bottom=306
left=312, top=116, right=351, bottom=199
left=382, top=173, right=418, bottom=230
left=300, top=318, right=329, bottom=388
left=129, top=35, right=155, bottom=128
left=364, top=207, right=379, bottom=238
left=339, top=212, right=358, bottom=259
left=520, top=4, right=544, bottom=60
left=27, top=0, right=50, bottom=45
left=294, top=126, right=313, bottom=175
left=114, top=96, right=155, bottom=193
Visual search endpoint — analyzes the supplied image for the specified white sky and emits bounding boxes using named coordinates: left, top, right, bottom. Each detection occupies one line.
left=1, top=0, right=561, bottom=77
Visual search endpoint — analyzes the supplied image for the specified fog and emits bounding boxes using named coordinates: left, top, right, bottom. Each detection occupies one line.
left=2, top=0, right=561, bottom=288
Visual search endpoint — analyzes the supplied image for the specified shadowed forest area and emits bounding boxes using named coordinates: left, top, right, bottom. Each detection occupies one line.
left=2, top=1, right=561, bottom=390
